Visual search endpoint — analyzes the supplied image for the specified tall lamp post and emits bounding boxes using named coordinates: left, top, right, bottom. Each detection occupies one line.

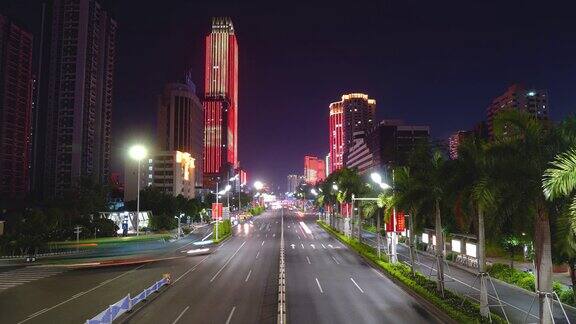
left=254, top=181, right=264, bottom=206
left=370, top=171, right=396, bottom=263
left=129, top=144, right=147, bottom=236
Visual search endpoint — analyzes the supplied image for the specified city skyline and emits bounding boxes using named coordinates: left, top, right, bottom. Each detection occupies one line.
left=2, top=0, right=576, bottom=189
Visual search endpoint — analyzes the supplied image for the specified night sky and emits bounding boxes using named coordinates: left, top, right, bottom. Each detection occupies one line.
left=2, top=0, right=576, bottom=190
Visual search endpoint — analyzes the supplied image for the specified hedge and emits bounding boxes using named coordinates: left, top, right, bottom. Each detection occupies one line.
left=487, top=263, right=575, bottom=306
left=318, top=221, right=506, bottom=324
left=213, top=219, right=232, bottom=243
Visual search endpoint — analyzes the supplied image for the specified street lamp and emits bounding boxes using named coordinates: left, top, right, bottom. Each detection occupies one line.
left=370, top=171, right=397, bottom=263
left=129, top=144, right=147, bottom=236
left=310, top=188, right=318, bottom=196
left=254, top=180, right=264, bottom=191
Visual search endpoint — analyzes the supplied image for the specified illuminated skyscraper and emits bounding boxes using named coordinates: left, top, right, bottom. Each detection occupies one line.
left=203, top=17, right=238, bottom=188
left=329, top=93, right=376, bottom=173
left=304, top=156, right=325, bottom=185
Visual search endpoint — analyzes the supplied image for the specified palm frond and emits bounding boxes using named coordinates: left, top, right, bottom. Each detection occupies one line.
left=543, top=148, right=576, bottom=200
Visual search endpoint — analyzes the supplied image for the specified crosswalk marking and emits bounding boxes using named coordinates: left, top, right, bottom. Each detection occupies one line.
left=0, top=267, right=66, bottom=292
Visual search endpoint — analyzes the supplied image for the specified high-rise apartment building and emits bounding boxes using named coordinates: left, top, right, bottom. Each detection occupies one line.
left=34, top=0, right=117, bottom=197
left=203, top=17, right=238, bottom=188
left=152, top=151, right=196, bottom=199
left=329, top=93, right=376, bottom=174
left=448, top=130, right=471, bottom=160
left=0, top=14, right=33, bottom=198
left=486, top=84, right=548, bottom=138
left=304, top=156, right=325, bottom=185
left=158, top=74, right=204, bottom=188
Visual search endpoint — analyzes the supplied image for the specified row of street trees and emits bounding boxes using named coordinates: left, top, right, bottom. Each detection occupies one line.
left=311, top=110, right=576, bottom=323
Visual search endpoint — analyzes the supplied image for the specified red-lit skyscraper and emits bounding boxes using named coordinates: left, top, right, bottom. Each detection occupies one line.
left=304, top=156, right=325, bottom=185
left=203, top=17, right=238, bottom=188
left=329, top=102, right=344, bottom=173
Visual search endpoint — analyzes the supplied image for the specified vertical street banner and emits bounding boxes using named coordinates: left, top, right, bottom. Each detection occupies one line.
left=212, top=203, right=223, bottom=220
left=385, top=210, right=406, bottom=232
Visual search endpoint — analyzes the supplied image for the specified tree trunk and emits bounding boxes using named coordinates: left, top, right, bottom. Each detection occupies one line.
left=478, top=205, right=489, bottom=318
left=409, top=209, right=416, bottom=275
left=569, top=259, right=576, bottom=305
left=435, top=200, right=445, bottom=296
left=534, top=202, right=553, bottom=324
left=376, top=208, right=381, bottom=259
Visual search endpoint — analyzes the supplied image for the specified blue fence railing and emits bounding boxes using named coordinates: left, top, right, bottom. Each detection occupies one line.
left=86, top=276, right=169, bottom=324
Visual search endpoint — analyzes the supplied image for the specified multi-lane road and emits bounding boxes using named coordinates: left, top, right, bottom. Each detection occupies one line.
left=0, top=209, right=444, bottom=323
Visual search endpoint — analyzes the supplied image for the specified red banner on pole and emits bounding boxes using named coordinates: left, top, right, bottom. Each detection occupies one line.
left=385, top=210, right=406, bottom=232
left=212, top=203, right=223, bottom=220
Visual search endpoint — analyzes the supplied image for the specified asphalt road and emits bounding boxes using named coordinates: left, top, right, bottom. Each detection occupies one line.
left=0, top=210, right=447, bottom=324
left=283, top=211, right=443, bottom=324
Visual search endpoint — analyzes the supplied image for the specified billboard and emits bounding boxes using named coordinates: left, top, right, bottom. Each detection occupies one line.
left=212, top=203, right=223, bottom=220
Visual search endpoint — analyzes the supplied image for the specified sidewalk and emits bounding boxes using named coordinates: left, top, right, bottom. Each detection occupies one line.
left=357, top=229, right=575, bottom=324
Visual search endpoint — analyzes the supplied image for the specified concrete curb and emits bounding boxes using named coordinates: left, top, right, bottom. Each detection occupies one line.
left=318, top=223, right=457, bottom=324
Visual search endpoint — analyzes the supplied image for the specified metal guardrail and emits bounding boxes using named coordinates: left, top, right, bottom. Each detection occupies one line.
left=86, top=276, right=170, bottom=324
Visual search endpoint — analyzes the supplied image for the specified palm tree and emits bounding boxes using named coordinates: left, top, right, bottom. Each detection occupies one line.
left=405, top=143, right=450, bottom=295
left=493, top=110, right=559, bottom=323
left=450, top=136, right=499, bottom=317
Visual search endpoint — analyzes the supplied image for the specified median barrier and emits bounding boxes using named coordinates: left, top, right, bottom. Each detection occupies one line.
left=85, top=276, right=169, bottom=324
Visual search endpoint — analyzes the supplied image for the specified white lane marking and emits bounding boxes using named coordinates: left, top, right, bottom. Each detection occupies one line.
left=273, top=233, right=276, bottom=237
left=372, top=268, right=385, bottom=279
left=315, top=278, right=324, bottom=294
left=328, top=244, right=334, bottom=248
left=300, top=243, right=304, bottom=249
left=310, top=244, right=315, bottom=249
left=261, top=240, right=265, bottom=246
left=321, top=244, right=326, bottom=249
left=297, top=235, right=301, bottom=240
left=290, top=244, right=295, bottom=249
left=266, top=233, right=268, bottom=238
left=171, top=305, right=190, bottom=324
left=225, top=306, right=236, bottom=324
left=256, top=251, right=260, bottom=259
left=18, top=262, right=147, bottom=324
left=245, top=269, right=252, bottom=282
left=174, top=254, right=211, bottom=283
left=210, top=241, right=247, bottom=282
left=350, top=278, right=364, bottom=293
left=306, top=256, right=311, bottom=264
left=202, top=231, right=213, bottom=241
left=331, top=256, right=340, bottom=264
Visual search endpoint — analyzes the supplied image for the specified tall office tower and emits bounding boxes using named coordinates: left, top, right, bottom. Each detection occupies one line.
left=158, top=74, right=204, bottom=188
left=203, top=17, right=238, bottom=188
left=486, top=84, right=548, bottom=138
left=324, top=153, right=330, bottom=177
left=304, top=155, right=325, bottom=185
left=329, top=93, right=376, bottom=173
left=0, top=14, right=33, bottom=198
left=34, top=0, right=117, bottom=197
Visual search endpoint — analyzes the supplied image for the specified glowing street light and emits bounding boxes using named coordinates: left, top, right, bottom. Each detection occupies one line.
left=332, top=183, right=338, bottom=191
left=370, top=172, right=391, bottom=190
left=311, top=188, right=318, bottom=196
left=129, top=144, right=147, bottom=236
left=254, top=180, right=264, bottom=191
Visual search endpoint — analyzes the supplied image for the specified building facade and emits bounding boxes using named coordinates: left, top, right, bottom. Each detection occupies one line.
left=328, top=93, right=376, bottom=174
left=203, top=17, right=238, bottom=188
left=304, top=155, right=325, bottom=185
left=124, top=157, right=153, bottom=202
left=152, top=151, right=196, bottom=199
left=287, top=174, right=301, bottom=193
left=448, top=130, right=471, bottom=160
left=34, top=0, right=117, bottom=197
left=158, top=76, right=204, bottom=188
left=0, top=14, right=33, bottom=198
left=486, top=84, right=548, bottom=138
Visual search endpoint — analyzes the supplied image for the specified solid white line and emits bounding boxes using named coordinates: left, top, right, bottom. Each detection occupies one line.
left=261, top=240, right=265, bottom=246
left=331, top=256, right=340, bottom=265
left=306, top=256, right=311, bottom=264
left=225, top=306, right=236, bottom=324
left=202, top=231, right=214, bottom=241
left=245, top=269, right=252, bottom=282
left=300, top=243, right=304, bottom=249
left=321, top=244, right=326, bottom=249
left=171, top=305, right=190, bottom=324
left=25, top=308, right=48, bottom=319
left=210, top=241, right=247, bottom=282
left=297, top=235, right=301, bottom=240
left=350, top=278, right=364, bottom=293
left=174, top=254, right=211, bottom=283
left=256, top=251, right=260, bottom=259
left=315, top=278, right=324, bottom=294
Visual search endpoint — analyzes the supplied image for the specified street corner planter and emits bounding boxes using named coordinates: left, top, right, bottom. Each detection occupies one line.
left=553, top=263, right=569, bottom=273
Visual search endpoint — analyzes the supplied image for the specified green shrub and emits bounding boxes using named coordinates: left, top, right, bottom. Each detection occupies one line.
left=446, top=251, right=458, bottom=262
left=517, top=276, right=536, bottom=292
left=248, top=205, right=265, bottom=216
left=213, top=219, right=232, bottom=243
left=560, top=289, right=575, bottom=305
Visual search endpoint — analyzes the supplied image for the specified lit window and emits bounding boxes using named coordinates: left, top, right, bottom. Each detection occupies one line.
left=148, top=166, right=153, bottom=171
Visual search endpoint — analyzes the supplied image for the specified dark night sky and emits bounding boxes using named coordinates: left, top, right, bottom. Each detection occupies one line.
left=2, top=0, right=576, bottom=190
